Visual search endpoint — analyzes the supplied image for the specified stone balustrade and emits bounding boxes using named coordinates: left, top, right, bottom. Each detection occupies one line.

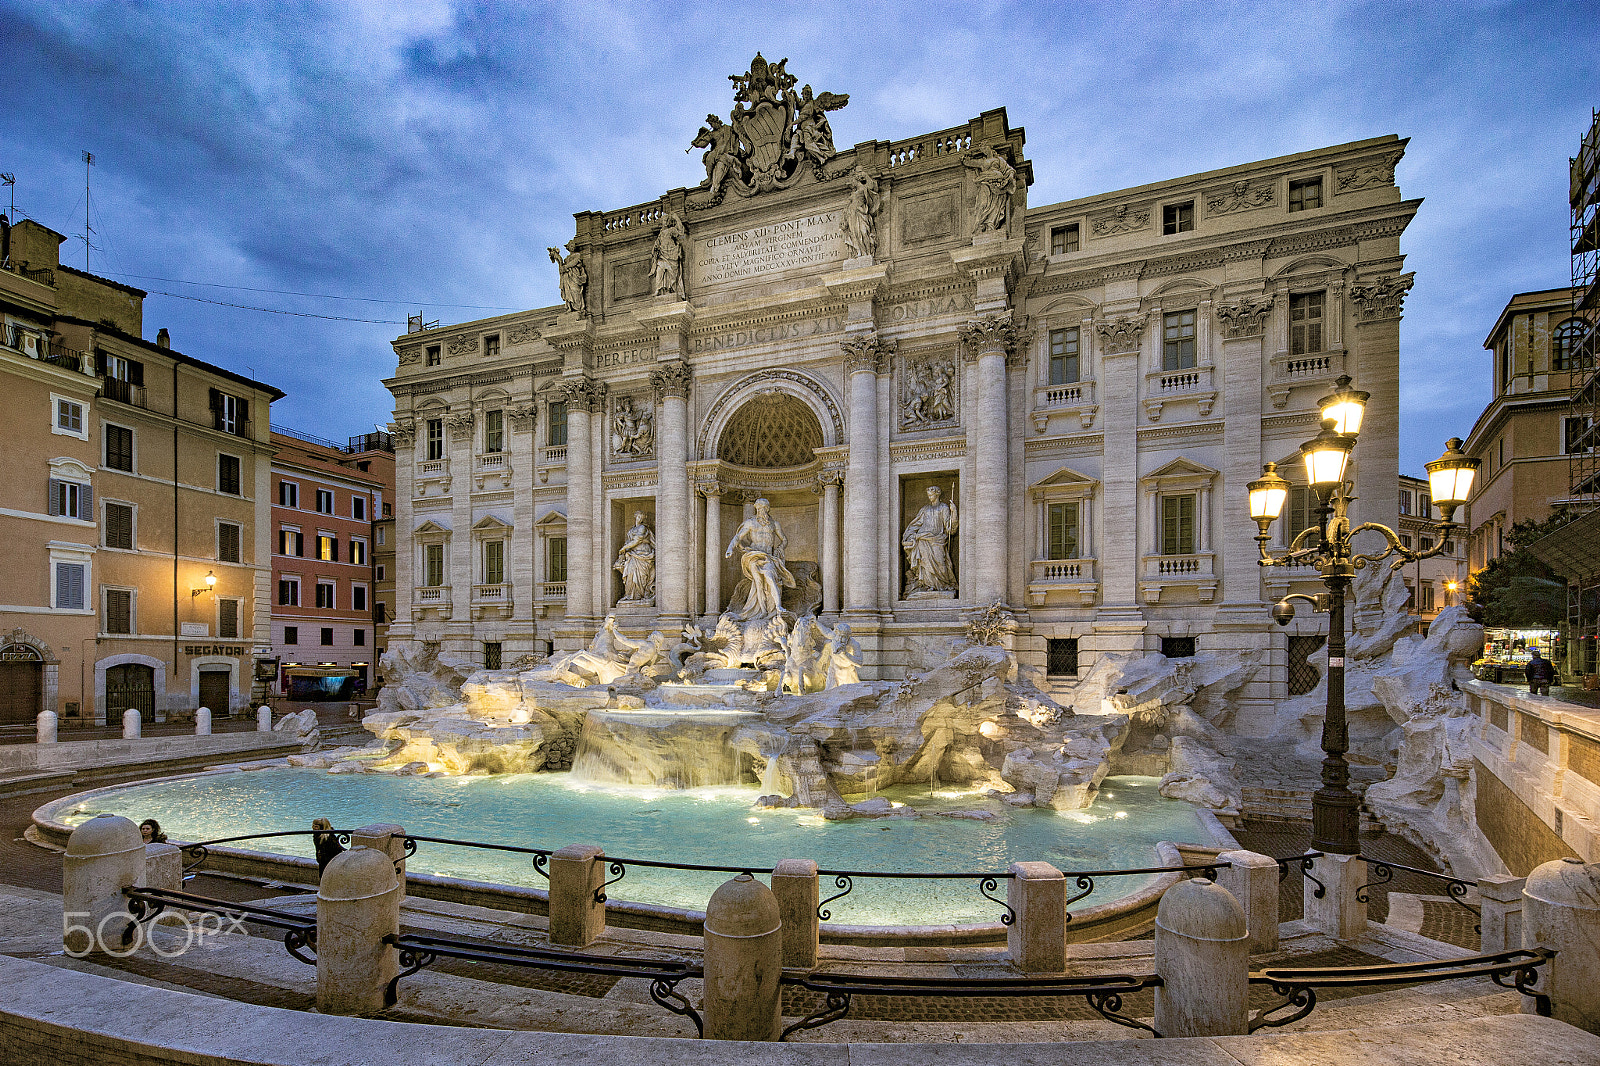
left=413, top=585, right=451, bottom=609
left=1026, top=557, right=1099, bottom=606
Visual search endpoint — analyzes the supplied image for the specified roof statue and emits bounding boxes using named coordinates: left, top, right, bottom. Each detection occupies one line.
left=689, top=53, right=849, bottom=205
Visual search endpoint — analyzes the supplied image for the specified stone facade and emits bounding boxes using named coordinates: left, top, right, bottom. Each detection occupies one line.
left=384, top=68, right=1417, bottom=734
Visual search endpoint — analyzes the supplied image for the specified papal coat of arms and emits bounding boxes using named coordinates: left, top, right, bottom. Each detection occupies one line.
left=690, top=53, right=849, bottom=204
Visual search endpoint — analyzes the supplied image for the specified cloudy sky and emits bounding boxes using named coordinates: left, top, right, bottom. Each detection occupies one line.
left=3, top=1, right=1593, bottom=473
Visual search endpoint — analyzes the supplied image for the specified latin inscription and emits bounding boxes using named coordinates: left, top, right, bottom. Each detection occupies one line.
left=885, top=294, right=974, bottom=321
left=691, top=316, right=846, bottom=355
left=596, top=347, right=657, bottom=370
left=693, top=212, right=844, bottom=288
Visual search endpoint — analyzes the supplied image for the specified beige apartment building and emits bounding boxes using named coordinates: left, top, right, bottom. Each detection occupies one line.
left=1464, top=287, right=1593, bottom=572
left=0, top=218, right=281, bottom=726
left=1397, top=472, right=1467, bottom=633
left=382, top=64, right=1422, bottom=735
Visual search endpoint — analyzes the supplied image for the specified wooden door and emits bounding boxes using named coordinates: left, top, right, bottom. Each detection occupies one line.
left=198, top=670, right=230, bottom=716
left=0, top=662, right=42, bottom=725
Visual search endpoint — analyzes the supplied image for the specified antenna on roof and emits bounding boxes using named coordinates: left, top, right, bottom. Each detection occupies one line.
left=78, top=151, right=97, bottom=271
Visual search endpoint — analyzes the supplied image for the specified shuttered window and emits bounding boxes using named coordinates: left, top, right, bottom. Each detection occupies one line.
left=424, top=544, right=444, bottom=587
left=217, top=454, right=241, bottom=495
left=105, top=425, right=134, bottom=471
left=218, top=598, right=239, bottom=639
left=1046, top=503, right=1080, bottom=560
left=55, top=563, right=85, bottom=609
left=1290, top=292, right=1324, bottom=355
left=48, top=479, right=91, bottom=520
left=218, top=522, right=241, bottom=563
left=105, top=502, right=133, bottom=550
left=105, top=588, right=132, bottom=634
left=1161, top=494, right=1196, bottom=556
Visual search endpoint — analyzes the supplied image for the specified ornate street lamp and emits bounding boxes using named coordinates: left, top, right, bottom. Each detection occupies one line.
left=1250, top=377, right=1478, bottom=855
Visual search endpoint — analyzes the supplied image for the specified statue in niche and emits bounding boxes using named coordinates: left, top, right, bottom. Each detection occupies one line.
left=611, top=396, right=654, bottom=458
left=901, top=357, right=957, bottom=428
left=724, top=497, right=795, bottom=622
left=842, top=167, right=880, bottom=260
left=691, top=114, right=740, bottom=199
left=652, top=213, right=687, bottom=299
left=613, top=511, right=656, bottom=605
left=548, top=241, right=587, bottom=314
left=786, top=84, right=846, bottom=167
left=963, top=145, right=1017, bottom=234
left=822, top=621, right=863, bottom=687
left=527, top=614, right=638, bottom=687
left=902, top=485, right=959, bottom=595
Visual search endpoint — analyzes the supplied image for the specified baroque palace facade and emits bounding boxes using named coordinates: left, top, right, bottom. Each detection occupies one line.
left=385, top=59, right=1418, bottom=733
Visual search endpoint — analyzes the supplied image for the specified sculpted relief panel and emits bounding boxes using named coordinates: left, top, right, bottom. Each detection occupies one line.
left=900, top=354, right=958, bottom=430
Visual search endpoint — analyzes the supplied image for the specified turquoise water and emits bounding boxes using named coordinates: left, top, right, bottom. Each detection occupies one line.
left=65, top=770, right=1209, bottom=925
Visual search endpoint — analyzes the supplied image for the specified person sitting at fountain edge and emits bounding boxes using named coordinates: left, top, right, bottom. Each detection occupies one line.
left=725, top=497, right=795, bottom=621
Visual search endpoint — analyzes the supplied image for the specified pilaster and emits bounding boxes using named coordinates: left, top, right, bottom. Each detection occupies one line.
left=1350, top=271, right=1412, bottom=538
left=1089, top=312, right=1149, bottom=657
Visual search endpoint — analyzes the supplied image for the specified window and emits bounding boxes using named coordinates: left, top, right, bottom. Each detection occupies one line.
left=1048, top=328, right=1080, bottom=385
left=1160, top=494, right=1196, bottom=555
left=354, top=628, right=366, bottom=646
left=1288, top=177, right=1323, bottom=212
left=1289, top=292, right=1324, bottom=355
left=1553, top=319, right=1584, bottom=371
left=1419, top=494, right=1431, bottom=517
left=55, top=397, right=84, bottom=436
left=376, top=564, right=386, bottom=582
left=217, top=454, right=241, bottom=495
left=320, top=627, right=334, bottom=646
left=352, top=584, right=367, bottom=611
left=102, top=354, right=143, bottom=383
left=1049, top=224, right=1080, bottom=255
left=1398, top=490, right=1411, bottom=516
left=218, top=598, right=239, bottom=639
left=209, top=389, right=248, bottom=436
left=317, top=534, right=338, bottom=562
left=349, top=538, right=367, bottom=566
left=218, top=521, right=241, bottom=563
left=98, top=423, right=133, bottom=472
left=1161, top=637, right=1197, bottom=658
left=279, top=527, right=304, bottom=557
left=548, top=401, right=568, bottom=447
left=484, top=642, right=502, bottom=670
left=1162, top=201, right=1194, bottom=235
left=1420, top=583, right=1435, bottom=612
left=284, top=626, right=298, bottom=645
left=279, top=481, right=298, bottom=508
left=1566, top=416, right=1596, bottom=455
left=1162, top=311, right=1196, bottom=370
left=375, top=602, right=388, bottom=624
left=484, top=334, right=500, bottom=359
left=376, top=525, right=386, bottom=545
left=316, top=581, right=336, bottom=609
left=1045, top=638, right=1079, bottom=677
left=424, top=543, right=445, bottom=587
left=315, top=489, right=333, bottom=514
left=278, top=577, right=300, bottom=606
left=105, top=502, right=133, bottom=550
left=484, top=540, right=505, bottom=585
left=547, top=537, right=567, bottom=583
left=352, top=496, right=366, bottom=521
left=425, top=344, right=441, bottom=367
left=1285, top=486, right=1321, bottom=548
left=1046, top=502, right=1080, bottom=560
left=1420, top=536, right=1434, bottom=552
left=1400, top=533, right=1413, bottom=550
left=484, top=409, right=504, bottom=453
left=48, top=478, right=91, bottom=520
left=55, top=562, right=85, bottom=609
left=104, top=588, right=132, bottom=634
left=1443, top=539, right=1454, bottom=555
left=426, top=419, right=444, bottom=461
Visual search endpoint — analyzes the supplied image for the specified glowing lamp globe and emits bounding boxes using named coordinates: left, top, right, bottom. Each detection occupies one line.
left=1317, top=375, right=1369, bottom=436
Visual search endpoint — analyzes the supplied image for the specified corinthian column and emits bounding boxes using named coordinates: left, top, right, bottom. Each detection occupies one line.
left=842, top=334, right=893, bottom=617
left=561, top=377, right=602, bottom=628
left=701, top=480, right=723, bottom=618
left=959, top=314, right=1021, bottom=605
left=651, top=362, right=693, bottom=625
left=818, top=470, right=842, bottom=616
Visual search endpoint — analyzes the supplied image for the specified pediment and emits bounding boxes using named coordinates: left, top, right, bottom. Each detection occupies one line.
left=1029, top=466, right=1099, bottom=498
left=414, top=518, right=451, bottom=535
left=534, top=509, right=568, bottom=527
left=472, top=514, right=513, bottom=532
left=1144, top=456, right=1219, bottom=481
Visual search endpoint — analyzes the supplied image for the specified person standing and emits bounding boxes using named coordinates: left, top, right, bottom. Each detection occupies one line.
left=1525, top=648, right=1555, bottom=696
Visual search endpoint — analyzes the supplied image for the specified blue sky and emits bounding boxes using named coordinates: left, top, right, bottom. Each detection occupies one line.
left=2, top=1, right=1593, bottom=472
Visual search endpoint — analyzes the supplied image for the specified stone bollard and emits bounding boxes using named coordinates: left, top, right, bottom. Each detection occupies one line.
left=194, top=706, right=212, bottom=736
left=1522, top=857, right=1600, bottom=1033
left=316, top=847, right=402, bottom=1015
left=62, top=815, right=146, bottom=956
left=548, top=844, right=606, bottom=947
left=1303, top=851, right=1366, bottom=940
left=1478, top=874, right=1526, bottom=955
left=1217, top=850, right=1281, bottom=953
left=144, top=842, right=183, bottom=892
left=771, top=859, right=819, bottom=969
left=36, top=710, right=57, bottom=744
left=122, top=708, right=141, bottom=739
left=257, top=705, right=272, bottom=731
left=1007, top=861, right=1067, bottom=973
left=1154, top=877, right=1250, bottom=1037
left=350, top=824, right=407, bottom=900
left=703, top=873, right=783, bottom=1041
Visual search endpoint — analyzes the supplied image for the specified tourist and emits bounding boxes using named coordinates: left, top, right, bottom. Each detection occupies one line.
left=1525, top=648, right=1555, bottom=696
left=312, top=817, right=344, bottom=875
left=139, top=819, right=166, bottom=844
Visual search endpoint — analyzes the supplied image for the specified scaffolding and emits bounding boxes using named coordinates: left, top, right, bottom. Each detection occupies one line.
left=1564, top=110, right=1600, bottom=677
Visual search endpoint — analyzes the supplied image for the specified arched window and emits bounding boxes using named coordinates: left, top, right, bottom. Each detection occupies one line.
left=1552, top=318, right=1586, bottom=371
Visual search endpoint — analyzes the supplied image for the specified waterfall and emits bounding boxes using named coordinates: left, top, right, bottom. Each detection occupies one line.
left=568, top=707, right=761, bottom=789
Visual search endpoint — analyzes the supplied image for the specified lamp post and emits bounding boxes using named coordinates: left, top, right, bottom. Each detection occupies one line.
left=1247, top=376, right=1479, bottom=855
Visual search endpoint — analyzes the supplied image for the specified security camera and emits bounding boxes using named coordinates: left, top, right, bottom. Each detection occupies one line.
left=1271, top=599, right=1296, bottom=627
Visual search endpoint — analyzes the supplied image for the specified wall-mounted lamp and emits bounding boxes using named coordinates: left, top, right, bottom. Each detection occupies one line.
left=192, top=570, right=217, bottom=598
